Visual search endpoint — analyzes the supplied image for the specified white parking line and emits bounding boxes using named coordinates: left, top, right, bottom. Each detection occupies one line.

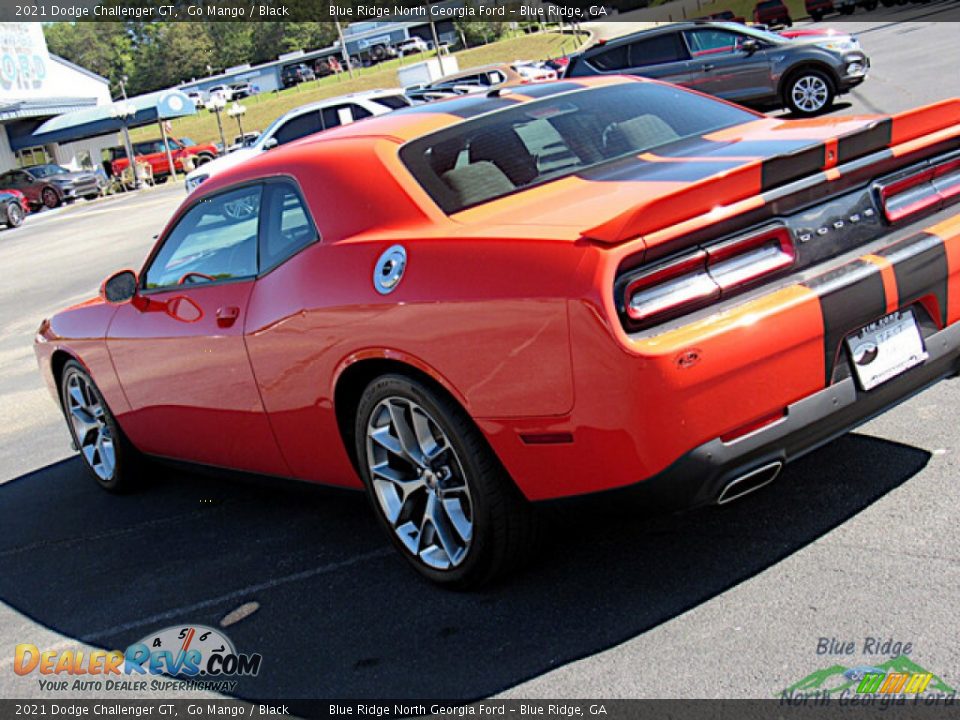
left=77, top=547, right=392, bottom=641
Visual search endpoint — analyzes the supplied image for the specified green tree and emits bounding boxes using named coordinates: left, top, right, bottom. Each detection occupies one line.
left=44, top=22, right=133, bottom=94
left=129, top=23, right=215, bottom=93
left=205, top=23, right=254, bottom=72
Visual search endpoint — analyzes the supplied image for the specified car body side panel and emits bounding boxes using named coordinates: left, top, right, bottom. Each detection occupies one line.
left=34, top=300, right=129, bottom=417
left=105, top=282, right=290, bottom=476
left=243, top=235, right=577, bottom=486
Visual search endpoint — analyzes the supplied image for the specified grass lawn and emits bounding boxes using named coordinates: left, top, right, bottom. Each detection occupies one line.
left=131, top=30, right=587, bottom=147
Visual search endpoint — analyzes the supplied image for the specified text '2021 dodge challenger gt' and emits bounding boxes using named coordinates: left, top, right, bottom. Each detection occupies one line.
left=36, top=77, right=960, bottom=586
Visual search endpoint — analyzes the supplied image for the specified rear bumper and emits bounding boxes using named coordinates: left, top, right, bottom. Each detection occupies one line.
left=587, top=318, right=960, bottom=511
left=484, top=190, right=960, bottom=502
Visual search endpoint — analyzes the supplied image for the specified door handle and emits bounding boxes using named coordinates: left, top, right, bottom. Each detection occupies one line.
left=216, top=306, right=240, bottom=328
left=702, top=63, right=716, bottom=72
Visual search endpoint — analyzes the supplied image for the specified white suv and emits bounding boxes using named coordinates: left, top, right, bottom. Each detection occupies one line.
left=396, top=37, right=431, bottom=55
left=185, top=89, right=411, bottom=193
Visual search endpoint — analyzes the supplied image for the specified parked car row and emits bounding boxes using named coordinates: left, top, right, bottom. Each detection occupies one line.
left=0, top=164, right=100, bottom=211
left=703, top=0, right=889, bottom=27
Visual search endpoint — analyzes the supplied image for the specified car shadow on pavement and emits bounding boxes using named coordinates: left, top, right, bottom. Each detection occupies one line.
left=0, top=432, right=929, bottom=704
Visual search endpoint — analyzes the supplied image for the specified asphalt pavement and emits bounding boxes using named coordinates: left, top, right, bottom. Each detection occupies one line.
left=1, top=20, right=959, bottom=704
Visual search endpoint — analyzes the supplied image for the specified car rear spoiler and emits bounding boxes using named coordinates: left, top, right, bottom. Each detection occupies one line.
left=581, top=99, right=960, bottom=248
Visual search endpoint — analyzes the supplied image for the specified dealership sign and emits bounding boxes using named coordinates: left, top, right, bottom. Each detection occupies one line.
left=0, top=23, right=48, bottom=97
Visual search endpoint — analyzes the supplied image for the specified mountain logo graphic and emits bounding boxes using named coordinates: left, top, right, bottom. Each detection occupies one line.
left=781, top=655, right=956, bottom=697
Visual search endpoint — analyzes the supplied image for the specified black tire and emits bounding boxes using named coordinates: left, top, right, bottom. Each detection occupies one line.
left=864, top=0, right=877, bottom=8
left=810, top=10, right=823, bottom=20
left=60, top=360, right=145, bottom=493
left=41, top=186, right=60, bottom=209
left=84, top=193, right=100, bottom=201
left=784, top=68, right=835, bottom=116
left=354, top=374, right=539, bottom=588
left=4, top=201, right=24, bottom=228
left=195, top=154, right=214, bottom=166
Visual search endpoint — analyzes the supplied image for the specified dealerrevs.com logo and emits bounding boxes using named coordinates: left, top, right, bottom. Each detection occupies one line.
left=14, top=624, right=262, bottom=693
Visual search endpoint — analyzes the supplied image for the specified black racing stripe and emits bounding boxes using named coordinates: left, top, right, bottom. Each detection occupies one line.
left=576, top=158, right=747, bottom=184
left=837, top=118, right=893, bottom=164
left=509, top=82, right=585, bottom=99
left=401, top=95, right=522, bottom=118
left=804, top=259, right=888, bottom=385
left=877, top=231, right=948, bottom=326
left=654, top=138, right=823, bottom=160
left=761, top=143, right=826, bottom=192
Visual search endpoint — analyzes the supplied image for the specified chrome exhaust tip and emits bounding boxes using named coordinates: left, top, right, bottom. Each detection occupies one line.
left=716, top=461, right=783, bottom=505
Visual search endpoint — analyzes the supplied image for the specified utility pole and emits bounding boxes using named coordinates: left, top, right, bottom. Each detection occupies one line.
left=335, top=21, right=354, bottom=79
left=427, top=4, right=445, bottom=75
left=118, top=77, right=140, bottom=189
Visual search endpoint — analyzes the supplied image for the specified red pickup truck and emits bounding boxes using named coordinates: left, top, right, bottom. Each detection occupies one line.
left=110, top=137, right=219, bottom=178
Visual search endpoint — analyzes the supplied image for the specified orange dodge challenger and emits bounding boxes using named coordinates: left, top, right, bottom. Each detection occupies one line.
left=36, top=77, right=960, bottom=586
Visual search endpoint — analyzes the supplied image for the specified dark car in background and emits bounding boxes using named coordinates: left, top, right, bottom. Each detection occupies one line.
left=281, top=64, right=316, bottom=88
left=0, top=164, right=99, bottom=210
left=0, top=189, right=27, bottom=228
left=699, top=9, right=746, bottom=22
left=805, top=0, right=835, bottom=20
left=754, top=0, right=793, bottom=25
left=565, top=22, right=869, bottom=116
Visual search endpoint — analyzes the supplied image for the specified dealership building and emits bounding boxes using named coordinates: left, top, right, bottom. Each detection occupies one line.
left=0, top=22, right=114, bottom=172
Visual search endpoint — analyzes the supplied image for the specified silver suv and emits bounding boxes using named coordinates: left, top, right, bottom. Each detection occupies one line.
left=566, top=22, right=869, bottom=116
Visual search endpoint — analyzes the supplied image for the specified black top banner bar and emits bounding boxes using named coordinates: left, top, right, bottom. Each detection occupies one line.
left=2, top=0, right=959, bottom=21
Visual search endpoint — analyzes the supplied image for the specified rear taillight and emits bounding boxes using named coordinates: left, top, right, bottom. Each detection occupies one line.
left=624, top=251, right=719, bottom=324
left=621, top=225, right=796, bottom=328
left=877, top=155, right=960, bottom=223
left=706, top=226, right=796, bottom=292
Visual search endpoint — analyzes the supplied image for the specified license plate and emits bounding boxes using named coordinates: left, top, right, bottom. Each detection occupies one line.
left=846, top=310, right=928, bottom=391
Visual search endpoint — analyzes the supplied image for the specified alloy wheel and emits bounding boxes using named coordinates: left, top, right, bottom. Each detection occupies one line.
left=365, top=397, right=473, bottom=570
left=791, top=75, right=830, bottom=114
left=42, top=188, right=59, bottom=209
left=7, top=202, right=23, bottom=227
left=65, top=372, right=116, bottom=481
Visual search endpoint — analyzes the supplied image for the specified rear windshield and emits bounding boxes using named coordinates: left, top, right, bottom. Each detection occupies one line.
left=399, top=83, right=756, bottom=214
left=758, top=1, right=783, bottom=8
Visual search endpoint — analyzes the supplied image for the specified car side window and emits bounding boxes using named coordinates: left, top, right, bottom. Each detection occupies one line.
left=321, top=104, right=355, bottom=129
left=628, top=33, right=690, bottom=67
left=350, top=104, right=373, bottom=120
left=683, top=29, right=745, bottom=57
left=259, top=181, right=318, bottom=272
left=273, top=112, right=322, bottom=146
left=143, top=186, right=262, bottom=290
left=588, top=44, right=630, bottom=71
